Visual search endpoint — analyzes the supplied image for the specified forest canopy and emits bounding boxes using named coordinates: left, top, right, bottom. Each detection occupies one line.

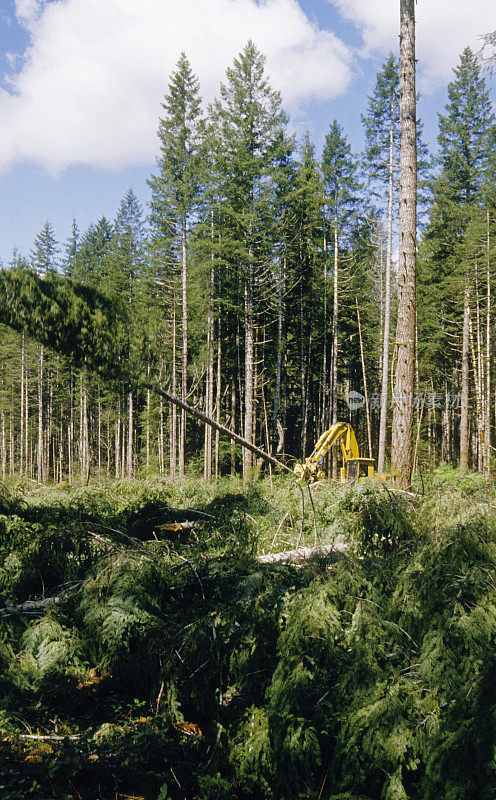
left=0, top=40, right=494, bottom=486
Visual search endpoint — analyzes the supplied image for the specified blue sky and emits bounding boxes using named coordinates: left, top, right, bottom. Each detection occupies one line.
left=0, top=0, right=494, bottom=264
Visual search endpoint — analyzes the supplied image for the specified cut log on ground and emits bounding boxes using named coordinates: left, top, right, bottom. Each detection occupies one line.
left=0, top=545, right=348, bottom=618
left=0, top=585, right=80, bottom=619
left=258, top=543, right=346, bottom=564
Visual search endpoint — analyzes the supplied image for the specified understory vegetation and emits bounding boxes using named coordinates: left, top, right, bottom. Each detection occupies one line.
left=1, top=469, right=496, bottom=799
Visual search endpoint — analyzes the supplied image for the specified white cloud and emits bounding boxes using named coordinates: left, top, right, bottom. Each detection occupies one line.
left=0, top=0, right=353, bottom=173
left=330, top=0, right=496, bottom=92
left=15, top=0, right=45, bottom=28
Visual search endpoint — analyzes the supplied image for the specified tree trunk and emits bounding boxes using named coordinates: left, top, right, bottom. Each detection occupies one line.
left=179, top=215, right=188, bottom=477
left=231, top=381, right=237, bottom=476
left=46, top=358, right=52, bottom=481
left=469, top=308, right=484, bottom=471
left=485, top=210, right=492, bottom=478
left=59, top=388, right=64, bottom=483
left=37, top=345, right=43, bottom=482
left=121, top=409, right=125, bottom=478
left=9, top=405, right=14, bottom=476
left=68, top=368, right=73, bottom=484
left=144, top=382, right=292, bottom=475
left=274, top=257, right=284, bottom=451
left=204, top=336, right=214, bottom=480
left=377, top=109, right=395, bottom=473
left=243, top=249, right=255, bottom=480
left=146, top=384, right=151, bottom=474
left=321, top=224, right=328, bottom=433
left=300, top=268, right=308, bottom=458
left=441, top=381, right=450, bottom=462
left=159, top=397, right=165, bottom=475
left=25, top=353, right=29, bottom=477
left=331, top=206, right=339, bottom=426
left=214, top=318, right=222, bottom=478
left=391, top=0, right=417, bottom=489
left=1, top=411, right=5, bottom=481
left=80, top=369, right=90, bottom=484
left=204, top=209, right=215, bottom=480
left=460, top=281, right=470, bottom=474
left=330, top=205, right=339, bottom=479
left=115, top=399, right=121, bottom=479
left=97, top=386, right=102, bottom=476
left=474, top=263, right=484, bottom=472
left=20, top=333, right=25, bottom=476
left=356, top=299, right=372, bottom=458
left=170, top=301, right=177, bottom=477
left=106, top=416, right=110, bottom=476
left=127, top=391, right=133, bottom=479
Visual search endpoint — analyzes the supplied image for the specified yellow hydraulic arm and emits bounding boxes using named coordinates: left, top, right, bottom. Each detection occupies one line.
left=294, top=422, right=380, bottom=484
left=294, top=422, right=361, bottom=482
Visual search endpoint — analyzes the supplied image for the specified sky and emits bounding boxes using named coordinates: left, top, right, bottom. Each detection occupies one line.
left=0, top=0, right=495, bottom=264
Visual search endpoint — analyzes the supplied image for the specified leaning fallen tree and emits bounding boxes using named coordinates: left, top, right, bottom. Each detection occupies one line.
left=143, top=381, right=292, bottom=475
left=0, top=268, right=293, bottom=477
left=0, top=268, right=336, bottom=588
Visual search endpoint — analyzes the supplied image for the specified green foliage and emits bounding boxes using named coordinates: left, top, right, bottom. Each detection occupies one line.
left=2, top=476, right=496, bottom=798
left=30, top=220, right=59, bottom=276
left=323, top=120, right=361, bottom=231
left=21, top=617, right=83, bottom=680
left=338, top=483, right=417, bottom=557
left=0, top=267, right=132, bottom=385
left=362, top=53, right=399, bottom=194
left=149, top=52, right=204, bottom=222
left=4, top=36, right=496, bottom=797
left=0, top=516, right=92, bottom=605
left=418, top=47, right=495, bottom=385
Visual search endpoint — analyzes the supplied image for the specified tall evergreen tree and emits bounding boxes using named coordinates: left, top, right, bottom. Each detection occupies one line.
left=148, top=53, right=204, bottom=477
left=68, top=217, right=113, bottom=286
left=322, top=121, right=360, bottom=432
left=362, top=54, right=400, bottom=472
left=281, top=135, right=325, bottom=458
left=29, top=222, right=60, bottom=481
left=437, top=48, right=494, bottom=206
left=64, top=219, right=80, bottom=277
left=30, top=221, right=59, bottom=276
left=106, top=190, right=146, bottom=479
left=419, top=47, right=495, bottom=472
left=209, top=40, right=292, bottom=479
left=105, top=191, right=145, bottom=304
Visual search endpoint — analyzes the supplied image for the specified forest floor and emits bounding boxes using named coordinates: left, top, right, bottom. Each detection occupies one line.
left=1, top=466, right=496, bottom=800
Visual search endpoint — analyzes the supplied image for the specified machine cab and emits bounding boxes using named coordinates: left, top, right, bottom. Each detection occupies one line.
left=341, top=458, right=375, bottom=483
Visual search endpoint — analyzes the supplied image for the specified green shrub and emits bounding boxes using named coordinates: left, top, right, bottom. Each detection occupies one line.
left=2, top=476, right=496, bottom=799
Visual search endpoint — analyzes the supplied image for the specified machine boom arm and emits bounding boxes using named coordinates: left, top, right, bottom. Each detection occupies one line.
left=308, top=423, right=360, bottom=463
left=294, top=423, right=366, bottom=483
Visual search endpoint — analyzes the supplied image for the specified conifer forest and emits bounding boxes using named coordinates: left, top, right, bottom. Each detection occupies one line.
left=4, top=6, right=496, bottom=797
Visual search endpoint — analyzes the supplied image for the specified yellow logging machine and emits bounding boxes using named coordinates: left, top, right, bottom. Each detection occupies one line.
left=294, top=422, right=385, bottom=484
